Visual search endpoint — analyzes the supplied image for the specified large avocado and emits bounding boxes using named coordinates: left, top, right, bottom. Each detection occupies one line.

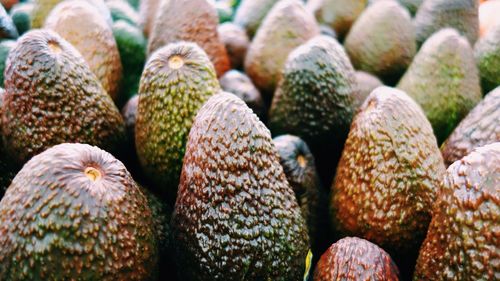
left=135, top=42, right=220, bottom=201
left=2, top=29, right=126, bottom=166
left=0, top=143, right=157, bottom=280
left=414, top=142, right=500, bottom=280
left=172, top=92, right=310, bottom=281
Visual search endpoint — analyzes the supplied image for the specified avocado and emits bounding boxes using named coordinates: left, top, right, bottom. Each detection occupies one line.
left=122, top=94, right=139, bottom=147
left=135, top=42, right=220, bottom=201
left=0, top=88, right=17, bottom=198
left=112, top=20, right=146, bottom=106
left=273, top=134, right=328, bottom=257
left=245, top=0, right=319, bottom=98
left=172, top=92, right=310, bottom=281
left=370, top=0, right=423, bottom=15
left=397, top=28, right=482, bottom=144
left=331, top=86, right=446, bottom=276
left=413, top=0, right=479, bottom=47
left=479, top=0, right=500, bottom=38
left=219, top=70, right=265, bottom=120
left=319, top=24, right=337, bottom=38
left=0, top=40, right=15, bottom=88
left=45, top=0, right=123, bottom=102
left=9, top=2, right=33, bottom=35
left=106, top=0, right=140, bottom=26
left=138, top=0, right=160, bottom=37
left=2, top=29, right=126, bottom=166
left=0, top=4, right=18, bottom=39
left=314, top=237, right=400, bottom=281
left=216, top=0, right=233, bottom=23
left=354, top=71, right=384, bottom=105
left=344, top=0, right=416, bottom=85
left=441, top=87, right=500, bottom=167
left=414, top=142, right=500, bottom=280
left=120, top=94, right=143, bottom=179
left=306, top=0, right=367, bottom=40
left=268, top=35, right=358, bottom=186
left=148, top=0, right=230, bottom=77
left=218, top=22, right=249, bottom=70
left=0, top=143, right=158, bottom=280
left=126, top=0, right=139, bottom=10
left=474, top=22, right=500, bottom=93
left=233, top=0, right=279, bottom=37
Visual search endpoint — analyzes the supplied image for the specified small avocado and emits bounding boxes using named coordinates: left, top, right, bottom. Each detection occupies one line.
left=233, top=0, right=280, bottom=37
left=332, top=86, right=446, bottom=271
left=2, top=29, right=126, bottom=165
left=138, top=0, right=160, bottom=37
left=306, top=0, right=367, bottom=40
left=245, top=0, right=319, bottom=97
left=218, top=22, right=250, bottom=70
left=135, top=42, right=220, bottom=201
left=0, top=40, right=15, bottom=88
left=414, top=142, right=500, bottom=280
left=355, top=71, right=384, bottom=105
left=397, top=28, right=482, bottom=144
left=219, top=70, right=265, bottom=120
left=106, top=0, right=140, bottom=26
left=441, top=87, right=500, bottom=167
left=344, top=0, right=416, bottom=85
left=0, top=143, right=158, bottom=280
left=474, top=22, right=500, bottom=93
left=172, top=92, right=310, bottom=280
left=9, top=2, right=33, bottom=35
left=314, top=237, right=400, bottom=281
left=45, top=0, right=123, bottom=101
left=148, top=0, right=230, bottom=77
left=413, top=0, right=479, bottom=47
left=0, top=4, right=18, bottom=39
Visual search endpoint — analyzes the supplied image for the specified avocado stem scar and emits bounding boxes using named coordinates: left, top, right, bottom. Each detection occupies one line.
left=84, top=167, right=101, bottom=181
left=169, top=55, right=184, bottom=69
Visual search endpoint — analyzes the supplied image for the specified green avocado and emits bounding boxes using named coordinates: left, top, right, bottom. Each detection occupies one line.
left=474, top=22, right=500, bottom=93
left=9, top=2, right=33, bottom=35
left=0, top=40, right=15, bottom=88
left=414, top=142, right=500, bottom=280
left=135, top=41, right=220, bottom=201
left=172, top=92, right=310, bottom=280
left=106, top=0, right=140, bottom=26
left=2, top=29, right=126, bottom=166
left=0, top=143, right=158, bottom=280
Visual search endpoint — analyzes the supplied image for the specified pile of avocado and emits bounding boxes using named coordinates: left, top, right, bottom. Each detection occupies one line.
left=0, top=0, right=498, bottom=280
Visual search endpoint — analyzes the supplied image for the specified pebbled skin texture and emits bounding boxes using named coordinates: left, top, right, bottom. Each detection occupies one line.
left=2, top=29, right=125, bottom=166
left=314, top=237, right=399, bottom=281
left=414, top=143, right=500, bottom=280
left=332, top=86, right=446, bottom=254
left=45, top=0, right=123, bottom=101
left=219, top=70, right=265, bottom=120
left=355, top=71, right=383, bottom=105
left=245, top=0, right=319, bottom=97
left=0, top=88, right=17, bottom=198
left=135, top=42, right=220, bottom=201
left=233, top=0, right=280, bottom=38
left=138, top=0, right=160, bottom=37
left=413, top=0, right=479, bottom=47
left=474, top=22, right=500, bottom=93
left=441, top=87, right=500, bottom=166
left=307, top=0, right=367, bottom=39
left=0, top=143, right=157, bottom=281
left=217, top=22, right=250, bottom=70
left=269, top=35, right=358, bottom=151
left=148, top=0, right=230, bottom=78
left=397, top=28, right=482, bottom=144
left=344, top=0, right=416, bottom=84
left=172, top=92, right=310, bottom=281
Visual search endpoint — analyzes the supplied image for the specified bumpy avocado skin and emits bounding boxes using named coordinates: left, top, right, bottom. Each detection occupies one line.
left=2, top=30, right=126, bottom=166
left=245, top=0, right=319, bottom=97
left=233, top=0, right=279, bottom=37
left=441, top=87, right=500, bottom=166
left=269, top=35, right=358, bottom=186
left=148, top=0, right=230, bottom=77
left=135, top=42, right=220, bottom=201
left=413, top=0, right=479, bottom=47
left=344, top=0, right=416, bottom=85
left=307, top=0, right=366, bottom=40
left=0, top=143, right=157, bottom=281
left=397, top=28, right=482, bottom=144
left=45, top=0, right=123, bottom=101
left=172, top=92, right=310, bottom=281
left=314, top=237, right=399, bottom=281
left=414, top=143, right=500, bottom=281
left=0, top=88, right=16, bottom=198
left=332, top=87, right=445, bottom=262
left=474, top=23, right=500, bottom=93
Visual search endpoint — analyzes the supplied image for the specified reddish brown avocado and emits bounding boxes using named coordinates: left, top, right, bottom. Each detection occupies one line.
left=441, top=86, right=500, bottom=166
left=314, top=237, right=399, bottom=281
left=147, top=0, right=230, bottom=77
left=414, top=143, right=500, bottom=280
left=332, top=86, right=446, bottom=255
left=172, top=92, right=310, bottom=281
left=2, top=29, right=126, bottom=165
left=0, top=143, right=157, bottom=281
